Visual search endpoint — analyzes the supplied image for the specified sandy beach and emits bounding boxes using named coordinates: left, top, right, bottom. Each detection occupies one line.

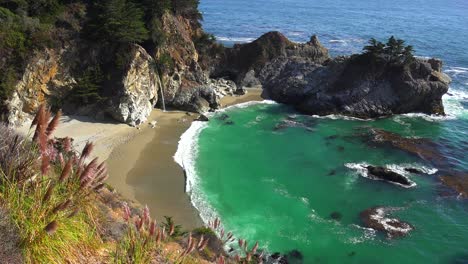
left=15, top=89, right=263, bottom=229
left=105, top=88, right=264, bottom=229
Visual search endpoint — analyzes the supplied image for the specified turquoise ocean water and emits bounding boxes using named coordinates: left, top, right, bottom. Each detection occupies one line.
left=175, top=1, right=468, bottom=263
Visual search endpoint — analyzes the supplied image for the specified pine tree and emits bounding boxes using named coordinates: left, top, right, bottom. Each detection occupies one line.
left=363, top=36, right=415, bottom=66
left=363, top=38, right=385, bottom=57
left=89, top=0, right=149, bottom=44
left=70, top=67, right=103, bottom=104
left=172, top=0, right=202, bottom=19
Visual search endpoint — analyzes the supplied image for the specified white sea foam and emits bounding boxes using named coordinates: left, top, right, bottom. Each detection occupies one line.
left=369, top=207, right=413, bottom=236
left=173, top=121, right=207, bottom=192
left=442, top=89, right=468, bottom=119
left=216, top=36, right=256, bottom=43
left=347, top=224, right=377, bottom=244
left=444, top=67, right=468, bottom=75
left=310, top=114, right=371, bottom=121
left=329, top=39, right=347, bottom=43
left=396, top=89, right=468, bottom=121
left=214, top=99, right=277, bottom=114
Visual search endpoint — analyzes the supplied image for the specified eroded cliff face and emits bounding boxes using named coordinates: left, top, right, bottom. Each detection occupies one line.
left=108, top=45, right=160, bottom=126
left=156, top=13, right=221, bottom=113
left=4, top=47, right=76, bottom=126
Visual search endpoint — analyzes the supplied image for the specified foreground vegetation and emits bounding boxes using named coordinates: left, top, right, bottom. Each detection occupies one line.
left=0, top=105, right=264, bottom=263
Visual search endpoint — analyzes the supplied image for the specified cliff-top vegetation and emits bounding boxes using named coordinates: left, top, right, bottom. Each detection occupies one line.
left=0, top=0, right=202, bottom=114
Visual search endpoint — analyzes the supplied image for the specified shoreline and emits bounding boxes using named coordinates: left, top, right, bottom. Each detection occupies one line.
left=105, top=88, right=264, bottom=229
left=14, top=88, right=264, bottom=229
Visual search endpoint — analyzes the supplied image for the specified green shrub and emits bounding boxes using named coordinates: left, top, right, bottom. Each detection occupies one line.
left=192, top=226, right=216, bottom=236
left=69, top=67, right=103, bottom=104
left=363, top=36, right=415, bottom=66
left=162, top=216, right=186, bottom=238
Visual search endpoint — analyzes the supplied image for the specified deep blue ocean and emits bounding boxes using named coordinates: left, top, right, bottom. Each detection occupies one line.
left=175, top=1, right=468, bottom=263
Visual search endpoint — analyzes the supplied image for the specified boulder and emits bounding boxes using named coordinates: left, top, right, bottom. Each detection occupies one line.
left=196, top=114, right=209, bottom=122
left=366, top=166, right=413, bottom=187
left=360, top=207, right=413, bottom=238
left=234, top=87, right=247, bottom=95
left=170, top=85, right=220, bottom=113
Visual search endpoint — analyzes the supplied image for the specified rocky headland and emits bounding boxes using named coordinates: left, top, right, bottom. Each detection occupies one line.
left=209, top=31, right=451, bottom=118
left=1, top=23, right=452, bottom=126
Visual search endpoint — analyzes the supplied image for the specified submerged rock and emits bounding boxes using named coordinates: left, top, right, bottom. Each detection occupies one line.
left=216, top=113, right=230, bottom=121
left=285, top=249, right=304, bottom=264
left=366, top=166, right=414, bottom=187
left=330, top=211, right=343, bottom=221
left=273, top=119, right=316, bottom=131
left=367, top=128, right=446, bottom=166
left=360, top=207, right=413, bottom=238
left=439, top=172, right=468, bottom=199
left=461, top=100, right=468, bottom=109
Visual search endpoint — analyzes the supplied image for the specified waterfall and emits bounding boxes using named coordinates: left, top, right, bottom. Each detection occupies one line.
left=160, top=85, right=166, bottom=112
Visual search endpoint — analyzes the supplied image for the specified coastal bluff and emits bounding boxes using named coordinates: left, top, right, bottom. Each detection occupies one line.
left=1, top=25, right=451, bottom=125
left=210, top=31, right=451, bottom=118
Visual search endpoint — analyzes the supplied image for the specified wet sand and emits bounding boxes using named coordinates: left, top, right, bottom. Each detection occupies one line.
left=106, top=88, right=264, bottom=229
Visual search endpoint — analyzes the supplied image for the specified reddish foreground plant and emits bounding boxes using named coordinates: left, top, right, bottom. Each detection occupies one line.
left=0, top=104, right=109, bottom=248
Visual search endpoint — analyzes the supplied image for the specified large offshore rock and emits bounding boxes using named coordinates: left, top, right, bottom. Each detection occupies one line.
left=108, top=44, right=160, bottom=126
left=260, top=53, right=450, bottom=118
left=210, top=31, right=450, bottom=118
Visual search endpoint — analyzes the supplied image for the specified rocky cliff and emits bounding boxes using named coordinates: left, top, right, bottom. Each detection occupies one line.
left=1, top=11, right=451, bottom=125
left=1, top=4, right=228, bottom=127
left=261, top=53, right=450, bottom=118
left=108, top=45, right=160, bottom=126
